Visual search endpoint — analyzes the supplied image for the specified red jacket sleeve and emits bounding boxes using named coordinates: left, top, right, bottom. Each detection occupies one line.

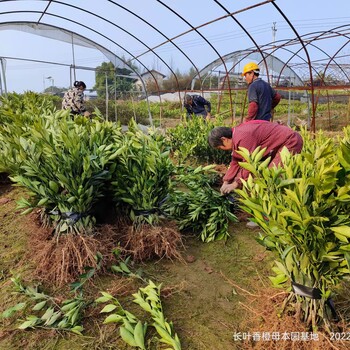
left=245, top=101, right=258, bottom=121
left=272, top=92, right=281, bottom=109
left=223, top=154, right=251, bottom=186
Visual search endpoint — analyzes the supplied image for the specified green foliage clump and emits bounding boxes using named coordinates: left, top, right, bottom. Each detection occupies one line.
left=0, top=91, right=56, bottom=124
left=166, top=116, right=231, bottom=164
left=163, top=165, right=238, bottom=242
left=0, top=92, right=58, bottom=174
left=10, top=112, right=122, bottom=235
left=111, top=120, right=174, bottom=228
left=236, top=128, right=350, bottom=331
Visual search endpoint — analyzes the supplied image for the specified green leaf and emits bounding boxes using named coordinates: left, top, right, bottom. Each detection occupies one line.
left=18, top=319, right=37, bottom=329
left=274, top=261, right=288, bottom=276
left=37, top=198, right=49, bottom=206
left=100, top=304, right=118, bottom=313
left=70, top=325, right=84, bottom=335
left=103, top=314, right=123, bottom=324
left=120, top=326, right=137, bottom=347
left=21, top=207, right=33, bottom=215
left=333, top=232, right=349, bottom=243
left=32, top=300, right=47, bottom=311
left=49, top=181, right=59, bottom=193
left=279, top=210, right=302, bottom=222
left=41, top=307, right=54, bottom=321
left=344, top=252, right=350, bottom=271
left=331, top=226, right=350, bottom=238
left=44, top=311, right=62, bottom=326
left=269, top=274, right=288, bottom=287
left=134, top=320, right=146, bottom=349
left=1, top=302, right=26, bottom=318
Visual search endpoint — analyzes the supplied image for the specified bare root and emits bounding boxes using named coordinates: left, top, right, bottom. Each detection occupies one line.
left=29, top=227, right=117, bottom=287
left=123, top=222, right=185, bottom=262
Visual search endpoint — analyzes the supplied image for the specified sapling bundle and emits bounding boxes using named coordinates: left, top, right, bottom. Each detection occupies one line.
left=111, top=120, right=174, bottom=228
left=10, top=112, right=123, bottom=235
left=235, top=129, right=350, bottom=331
left=163, top=165, right=238, bottom=242
left=110, top=121, right=184, bottom=261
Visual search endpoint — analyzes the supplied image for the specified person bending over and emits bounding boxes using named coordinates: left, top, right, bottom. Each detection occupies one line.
left=208, top=120, right=303, bottom=194
left=184, top=94, right=211, bottom=121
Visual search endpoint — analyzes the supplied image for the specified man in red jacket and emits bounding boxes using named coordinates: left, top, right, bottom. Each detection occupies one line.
left=208, top=120, right=303, bottom=194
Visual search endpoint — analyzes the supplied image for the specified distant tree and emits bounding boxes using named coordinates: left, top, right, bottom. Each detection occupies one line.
left=162, top=68, right=202, bottom=92
left=93, top=61, right=138, bottom=99
left=43, top=86, right=67, bottom=95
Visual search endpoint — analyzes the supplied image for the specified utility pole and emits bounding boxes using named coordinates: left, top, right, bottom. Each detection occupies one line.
left=271, top=22, right=277, bottom=84
left=272, top=22, right=277, bottom=45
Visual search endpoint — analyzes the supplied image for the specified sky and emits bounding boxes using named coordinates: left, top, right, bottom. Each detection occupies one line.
left=0, top=0, right=349, bottom=93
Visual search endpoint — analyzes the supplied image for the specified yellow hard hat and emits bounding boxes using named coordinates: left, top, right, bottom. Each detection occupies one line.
left=242, top=62, right=260, bottom=76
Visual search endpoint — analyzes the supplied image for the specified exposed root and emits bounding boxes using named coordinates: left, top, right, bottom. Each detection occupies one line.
left=218, top=270, right=350, bottom=349
left=234, top=286, right=350, bottom=350
left=123, top=221, right=185, bottom=262
left=28, top=226, right=118, bottom=287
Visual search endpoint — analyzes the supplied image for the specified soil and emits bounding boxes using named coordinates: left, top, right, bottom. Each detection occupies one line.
left=1, top=178, right=350, bottom=350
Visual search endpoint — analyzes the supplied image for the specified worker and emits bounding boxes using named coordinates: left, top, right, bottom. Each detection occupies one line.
left=242, top=62, right=281, bottom=122
left=208, top=120, right=303, bottom=195
left=184, top=94, right=211, bottom=121
left=62, top=80, right=90, bottom=117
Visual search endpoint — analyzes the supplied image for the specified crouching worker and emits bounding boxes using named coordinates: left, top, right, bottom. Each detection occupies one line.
left=62, top=80, right=91, bottom=118
left=184, top=94, right=211, bottom=121
left=208, top=120, right=303, bottom=195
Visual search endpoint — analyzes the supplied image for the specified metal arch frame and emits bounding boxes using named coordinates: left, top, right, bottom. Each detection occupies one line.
left=43, top=0, right=186, bottom=107
left=212, top=0, right=277, bottom=119
left=0, top=0, right=220, bottom=116
left=33, top=0, right=180, bottom=105
left=0, top=0, right=349, bottom=131
left=154, top=0, right=233, bottom=117
left=261, top=27, right=350, bottom=127
left=193, top=49, right=304, bottom=86
left=196, top=24, right=350, bottom=88
left=190, top=27, right=350, bottom=125
left=144, top=0, right=276, bottom=120
left=271, top=1, right=317, bottom=132
left=0, top=22, right=140, bottom=78
left=305, top=26, right=350, bottom=83
left=107, top=0, right=201, bottom=108
left=0, top=12, right=158, bottom=123
left=262, top=26, right=350, bottom=85
left=0, top=2, right=180, bottom=118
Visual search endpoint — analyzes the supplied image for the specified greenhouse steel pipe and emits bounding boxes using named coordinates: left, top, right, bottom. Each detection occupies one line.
left=108, top=0, right=198, bottom=106
left=0, top=9, right=168, bottom=104
left=47, top=0, right=182, bottom=103
left=271, top=1, right=316, bottom=133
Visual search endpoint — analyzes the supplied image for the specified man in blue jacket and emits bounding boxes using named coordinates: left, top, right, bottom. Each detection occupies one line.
left=242, top=62, right=281, bottom=122
left=184, top=94, right=211, bottom=120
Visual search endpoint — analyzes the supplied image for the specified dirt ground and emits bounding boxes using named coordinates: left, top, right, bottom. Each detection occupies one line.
left=1, top=177, right=350, bottom=350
